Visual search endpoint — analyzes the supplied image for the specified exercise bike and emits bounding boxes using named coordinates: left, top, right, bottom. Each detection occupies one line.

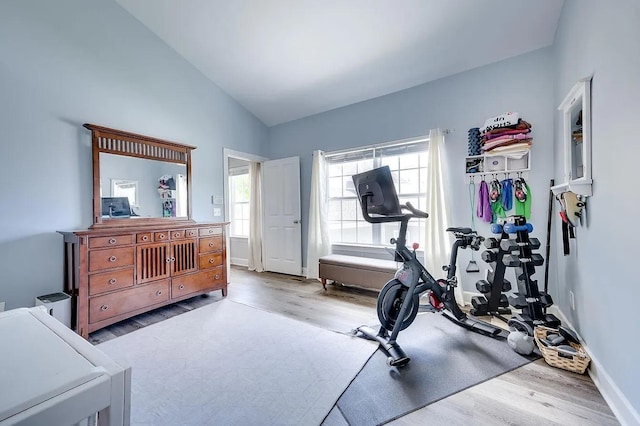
left=352, top=166, right=503, bottom=367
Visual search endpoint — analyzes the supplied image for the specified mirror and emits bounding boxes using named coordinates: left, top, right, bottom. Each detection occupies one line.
left=100, top=154, right=188, bottom=219
left=86, top=123, right=196, bottom=228
left=554, top=76, right=593, bottom=197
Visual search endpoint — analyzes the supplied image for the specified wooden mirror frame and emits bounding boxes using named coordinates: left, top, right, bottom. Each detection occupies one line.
left=85, top=123, right=196, bottom=228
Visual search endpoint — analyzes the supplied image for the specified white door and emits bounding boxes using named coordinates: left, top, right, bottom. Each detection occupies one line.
left=262, top=156, right=302, bottom=275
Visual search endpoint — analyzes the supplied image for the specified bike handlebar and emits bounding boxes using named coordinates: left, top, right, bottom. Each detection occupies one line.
left=403, top=202, right=429, bottom=218
left=358, top=195, right=429, bottom=224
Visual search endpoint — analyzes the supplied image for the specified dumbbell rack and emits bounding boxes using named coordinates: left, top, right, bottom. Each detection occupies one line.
left=470, top=227, right=512, bottom=320
left=474, top=216, right=561, bottom=329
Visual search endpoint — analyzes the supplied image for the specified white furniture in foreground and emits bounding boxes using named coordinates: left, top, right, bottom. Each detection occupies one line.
left=0, top=307, right=131, bottom=426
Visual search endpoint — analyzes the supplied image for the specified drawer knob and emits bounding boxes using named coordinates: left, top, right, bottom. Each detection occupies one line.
left=215, top=274, right=220, bottom=280
left=209, top=242, right=214, bottom=247
left=109, top=256, right=117, bottom=262
left=179, top=284, right=185, bottom=290
left=109, top=238, right=116, bottom=245
left=175, top=233, right=181, bottom=237
left=209, top=258, right=215, bottom=264
left=156, top=290, right=162, bottom=296
left=142, top=236, right=148, bottom=241
left=100, top=305, right=108, bottom=311
left=108, top=278, right=117, bottom=285
left=209, top=229, right=214, bottom=233
left=159, top=234, right=165, bottom=240
left=166, top=257, right=172, bottom=263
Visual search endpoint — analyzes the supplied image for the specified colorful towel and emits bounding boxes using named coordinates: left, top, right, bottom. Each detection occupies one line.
left=485, top=128, right=531, bottom=140
left=482, top=135, right=531, bottom=151
left=477, top=181, right=492, bottom=223
left=515, top=181, right=532, bottom=219
left=491, top=200, right=506, bottom=223
left=484, top=119, right=531, bottom=135
left=501, top=179, right=513, bottom=211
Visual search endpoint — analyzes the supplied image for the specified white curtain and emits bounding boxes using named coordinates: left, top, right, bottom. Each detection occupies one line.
left=305, top=150, right=331, bottom=279
left=248, top=161, right=264, bottom=272
left=424, top=129, right=463, bottom=303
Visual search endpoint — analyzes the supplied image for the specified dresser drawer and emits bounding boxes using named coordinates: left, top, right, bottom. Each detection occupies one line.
left=198, top=226, right=222, bottom=237
left=154, top=231, right=170, bottom=242
left=199, top=252, right=223, bottom=269
left=136, top=232, right=153, bottom=244
left=199, top=236, right=223, bottom=253
left=185, top=228, right=198, bottom=238
left=169, top=229, right=186, bottom=240
left=89, top=234, right=134, bottom=249
left=172, top=268, right=225, bottom=298
left=89, top=267, right=134, bottom=296
left=89, top=247, right=135, bottom=272
left=89, top=280, right=169, bottom=323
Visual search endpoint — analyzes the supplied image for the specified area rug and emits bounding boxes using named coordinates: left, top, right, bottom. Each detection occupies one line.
left=326, top=312, right=539, bottom=425
left=97, top=299, right=377, bottom=426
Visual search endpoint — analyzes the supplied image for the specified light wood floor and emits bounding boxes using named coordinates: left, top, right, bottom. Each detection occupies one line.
left=90, top=266, right=619, bottom=426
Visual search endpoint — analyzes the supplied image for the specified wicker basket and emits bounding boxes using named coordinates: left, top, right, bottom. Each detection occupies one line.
left=534, top=326, right=591, bottom=374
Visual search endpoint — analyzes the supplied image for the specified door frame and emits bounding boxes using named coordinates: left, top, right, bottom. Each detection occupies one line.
left=222, top=148, right=269, bottom=274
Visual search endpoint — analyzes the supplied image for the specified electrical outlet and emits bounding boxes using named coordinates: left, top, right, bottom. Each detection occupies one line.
left=569, top=291, right=575, bottom=310
left=213, top=207, right=222, bottom=217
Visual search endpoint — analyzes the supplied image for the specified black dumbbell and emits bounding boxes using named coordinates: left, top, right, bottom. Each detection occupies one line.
left=484, top=237, right=499, bottom=249
left=476, top=280, right=491, bottom=293
left=481, top=250, right=497, bottom=263
left=503, top=254, right=520, bottom=267
left=529, top=238, right=541, bottom=250
left=531, top=254, right=544, bottom=266
left=500, top=239, right=519, bottom=252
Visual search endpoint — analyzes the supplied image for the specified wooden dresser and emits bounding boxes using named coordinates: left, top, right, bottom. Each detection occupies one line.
left=60, top=222, right=228, bottom=338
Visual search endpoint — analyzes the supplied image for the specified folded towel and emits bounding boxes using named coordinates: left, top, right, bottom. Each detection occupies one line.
left=484, top=119, right=531, bottom=135
left=485, top=128, right=531, bottom=140
left=483, top=138, right=532, bottom=152
left=481, top=112, right=520, bottom=133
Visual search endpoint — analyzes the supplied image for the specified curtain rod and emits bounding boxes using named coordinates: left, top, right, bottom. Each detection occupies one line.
left=324, top=135, right=427, bottom=158
left=324, top=129, right=450, bottom=158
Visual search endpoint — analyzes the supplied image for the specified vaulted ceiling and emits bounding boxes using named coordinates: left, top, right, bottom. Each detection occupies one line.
left=115, top=0, right=564, bottom=126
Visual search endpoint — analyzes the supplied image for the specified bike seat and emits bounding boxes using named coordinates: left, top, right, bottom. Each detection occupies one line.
left=446, top=227, right=473, bottom=235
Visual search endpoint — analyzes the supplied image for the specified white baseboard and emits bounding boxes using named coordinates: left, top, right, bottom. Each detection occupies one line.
left=547, top=307, right=639, bottom=426
left=230, top=258, right=248, bottom=267
left=462, top=290, right=478, bottom=306
left=425, top=291, right=637, bottom=425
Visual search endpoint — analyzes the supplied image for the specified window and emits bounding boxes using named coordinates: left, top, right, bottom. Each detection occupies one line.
left=229, top=168, right=250, bottom=237
left=326, top=138, right=429, bottom=247
left=111, top=179, right=138, bottom=207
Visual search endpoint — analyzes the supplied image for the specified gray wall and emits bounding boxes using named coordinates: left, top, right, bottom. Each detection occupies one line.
left=269, top=47, right=555, bottom=298
left=552, top=0, right=640, bottom=416
left=0, top=0, right=268, bottom=309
